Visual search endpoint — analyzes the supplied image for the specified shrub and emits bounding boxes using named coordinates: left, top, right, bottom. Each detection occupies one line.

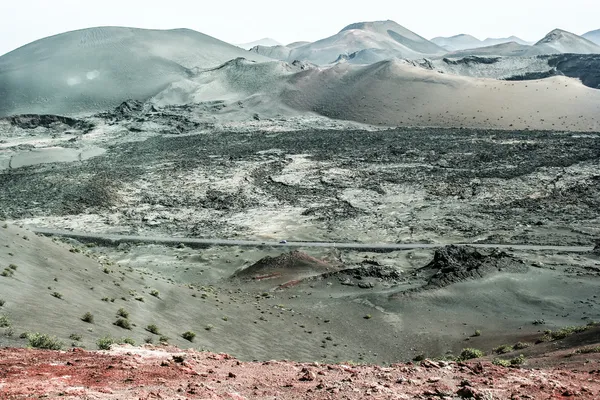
left=1, top=268, right=14, bottom=277
left=28, top=333, right=63, bottom=350
left=69, top=333, right=82, bottom=341
left=492, top=358, right=511, bottom=367
left=19, top=332, right=29, bottom=339
left=159, top=335, right=170, bottom=343
left=144, top=337, right=153, bottom=344
left=51, top=292, right=63, bottom=299
left=513, top=342, right=531, bottom=350
left=493, top=344, right=513, bottom=354
left=459, top=348, right=485, bottom=361
left=117, top=308, right=129, bottom=318
left=81, top=312, right=94, bottom=323
left=540, top=326, right=589, bottom=342
left=364, top=314, right=372, bottom=320
left=8, top=264, right=17, bottom=270
left=205, top=324, right=214, bottom=331
left=114, top=318, right=132, bottom=330
left=0, top=315, right=10, bottom=327
left=510, top=354, right=526, bottom=366
left=0, top=299, right=5, bottom=307
left=182, top=331, right=196, bottom=342
left=473, top=330, right=481, bottom=337
left=150, top=290, right=160, bottom=298
left=97, top=336, right=115, bottom=350
left=146, top=324, right=160, bottom=335
left=121, top=337, right=135, bottom=345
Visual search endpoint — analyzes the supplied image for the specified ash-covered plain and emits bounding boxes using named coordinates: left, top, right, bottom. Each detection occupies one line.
left=1, top=105, right=599, bottom=364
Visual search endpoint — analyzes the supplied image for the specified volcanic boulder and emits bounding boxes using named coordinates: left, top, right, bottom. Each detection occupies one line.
left=416, top=245, right=527, bottom=289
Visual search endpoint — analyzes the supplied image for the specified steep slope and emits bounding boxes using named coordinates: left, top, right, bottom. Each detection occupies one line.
left=0, top=27, right=270, bottom=117
left=236, top=38, right=282, bottom=50
left=151, top=57, right=600, bottom=131
left=583, top=29, right=600, bottom=45
left=534, top=29, right=600, bottom=54
left=254, top=20, right=446, bottom=65
left=282, top=60, right=600, bottom=130
left=431, top=34, right=482, bottom=51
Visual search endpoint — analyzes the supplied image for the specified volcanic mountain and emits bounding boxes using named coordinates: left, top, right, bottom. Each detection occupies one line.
left=0, top=26, right=270, bottom=117
left=251, top=20, right=446, bottom=65
left=534, top=28, right=600, bottom=54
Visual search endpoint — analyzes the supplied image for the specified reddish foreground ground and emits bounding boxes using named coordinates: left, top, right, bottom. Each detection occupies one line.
left=1, top=345, right=599, bottom=399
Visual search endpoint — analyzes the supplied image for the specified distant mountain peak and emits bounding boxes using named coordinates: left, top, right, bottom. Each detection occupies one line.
left=537, top=28, right=571, bottom=43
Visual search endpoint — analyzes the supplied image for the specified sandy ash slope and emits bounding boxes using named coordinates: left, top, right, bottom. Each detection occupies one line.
left=0, top=26, right=270, bottom=117
left=153, top=57, right=600, bottom=130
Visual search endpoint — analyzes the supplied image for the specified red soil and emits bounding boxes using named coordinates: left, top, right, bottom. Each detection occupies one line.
left=1, top=345, right=600, bottom=399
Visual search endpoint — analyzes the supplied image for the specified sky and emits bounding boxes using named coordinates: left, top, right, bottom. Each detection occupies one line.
left=1, top=0, right=599, bottom=55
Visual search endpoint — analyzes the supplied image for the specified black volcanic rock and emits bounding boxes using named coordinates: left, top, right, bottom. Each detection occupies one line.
left=416, top=245, right=527, bottom=289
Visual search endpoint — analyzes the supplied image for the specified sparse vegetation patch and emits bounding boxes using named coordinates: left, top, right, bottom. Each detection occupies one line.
left=182, top=331, right=196, bottom=342
left=28, top=333, right=63, bottom=350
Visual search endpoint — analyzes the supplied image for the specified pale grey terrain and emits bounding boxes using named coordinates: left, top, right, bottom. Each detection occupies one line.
left=584, top=29, right=600, bottom=44
left=0, top=27, right=269, bottom=117
left=1, top=112, right=600, bottom=363
left=431, top=34, right=531, bottom=52
left=1, top=20, right=600, bottom=365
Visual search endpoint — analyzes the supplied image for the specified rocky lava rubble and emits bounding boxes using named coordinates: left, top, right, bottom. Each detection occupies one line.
left=1, top=345, right=599, bottom=399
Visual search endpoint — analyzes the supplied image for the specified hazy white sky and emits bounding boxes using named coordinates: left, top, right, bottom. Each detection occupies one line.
left=1, top=0, right=599, bottom=55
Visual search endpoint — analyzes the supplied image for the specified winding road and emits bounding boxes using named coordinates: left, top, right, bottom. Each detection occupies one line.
left=30, top=227, right=594, bottom=253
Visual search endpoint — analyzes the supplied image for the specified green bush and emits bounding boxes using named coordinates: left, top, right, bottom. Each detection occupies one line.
left=51, top=292, right=63, bottom=299
left=69, top=333, right=82, bottom=341
left=513, top=342, right=531, bottom=350
left=28, top=333, right=63, bottom=350
left=116, top=308, right=129, bottom=319
left=0, top=299, right=5, bottom=307
left=121, top=337, right=135, bottom=345
left=81, top=312, right=94, bottom=323
left=1, top=268, right=14, bottom=277
left=493, top=344, right=513, bottom=354
left=473, top=330, right=481, bottom=337
left=510, top=354, right=526, bottom=366
left=114, top=318, right=132, bottom=330
left=150, top=290, right=160, bottom=298
left=8, top=264, right=17, bottom=270
left=182, top=331, right=196, bottom=342
left=540, top=326, right=589, bottom=342
left=146, top=324, right=160, bottom=334
left=0, top=315, right=10, bottom=327
left=459, top=348, right=485, bottom=361
left=492, top=358, right=511, bottom=367
left=97, top=336, right=115, bottom=350
left=159, top=335, right=170, bottom=343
